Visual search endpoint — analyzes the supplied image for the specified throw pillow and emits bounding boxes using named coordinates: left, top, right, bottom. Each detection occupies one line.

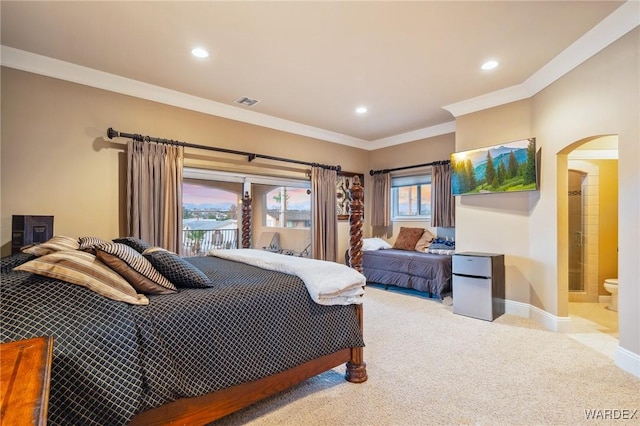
left=362, top=238, right=392, bottom=251
left=142, top=247, right=213, bottom=288
left=95, top=242, right=177, bottom=294
left=415, top=230, right=436, bottom=252
left=21, top=235, right=80, bottom=256
left=14, top=250, right=148, bottom=305
left=78, top=236, right=110, bottom=253
left=392, top=227, right=425, bottom=251
left=112, top=236, right=152, bottom=253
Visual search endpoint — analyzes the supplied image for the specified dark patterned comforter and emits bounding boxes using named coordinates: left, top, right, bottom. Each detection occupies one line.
left=0, top=253, right=364, bottom=425
left=362, top=249, right=452, bottom=298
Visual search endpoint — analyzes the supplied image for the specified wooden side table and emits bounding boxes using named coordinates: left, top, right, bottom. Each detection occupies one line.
left=1, top=336, right=54, bottom=425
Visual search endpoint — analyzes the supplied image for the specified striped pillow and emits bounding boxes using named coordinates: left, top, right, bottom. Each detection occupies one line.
left=95, top=242, right=177, bottom=294
left=78, top=236, right=110, bottom=253
left=21, top=235, right=80, bottom=256
left=14, top=250, right=149, bottom=305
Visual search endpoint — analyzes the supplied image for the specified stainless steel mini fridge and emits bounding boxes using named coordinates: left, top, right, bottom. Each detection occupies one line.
left=452, top=252, right=505, bottom=321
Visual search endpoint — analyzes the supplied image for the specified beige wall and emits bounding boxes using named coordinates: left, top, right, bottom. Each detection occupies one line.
left=0, top=68, right=368, bottom=258
left=1, top=27, right=637, bottom=365
left=367, top=133, right=456, bottom=242
left=455, top=99, right=534, bottom=305
left=535, top=28, right=638, bottom=357
left=455, top=29, right=639, bottom=358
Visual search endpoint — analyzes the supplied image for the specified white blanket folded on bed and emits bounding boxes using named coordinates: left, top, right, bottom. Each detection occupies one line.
left=206, top=249, right=365, bottom=305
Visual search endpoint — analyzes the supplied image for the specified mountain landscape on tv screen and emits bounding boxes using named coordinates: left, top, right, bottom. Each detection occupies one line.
left=451, top=139, right=537, bottom=195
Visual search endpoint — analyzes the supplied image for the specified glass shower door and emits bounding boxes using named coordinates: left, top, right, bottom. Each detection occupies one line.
left=568, top=170, right=586, bottom=292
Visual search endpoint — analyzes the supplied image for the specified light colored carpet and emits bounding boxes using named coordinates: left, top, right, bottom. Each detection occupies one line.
left=212, top=285, right=639, bottom=425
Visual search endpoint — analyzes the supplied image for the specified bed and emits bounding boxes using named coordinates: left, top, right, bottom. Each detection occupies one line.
left=357, top=229, right=454, bottom=299
left=1, top=250, right=366, bottom=425
left=1, top=184, right=368, bottom=425
left=362, top=249, right=453, bottom=299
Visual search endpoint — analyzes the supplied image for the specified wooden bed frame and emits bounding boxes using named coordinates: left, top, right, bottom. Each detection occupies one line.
left=129, top=176, right=367, bottom=425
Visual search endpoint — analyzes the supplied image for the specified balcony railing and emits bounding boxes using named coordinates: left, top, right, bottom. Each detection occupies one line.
left=182, top=228, right=239, bottom=257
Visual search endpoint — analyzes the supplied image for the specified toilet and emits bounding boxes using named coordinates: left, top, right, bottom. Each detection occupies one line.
left=603, top=278, right=619, bottom=312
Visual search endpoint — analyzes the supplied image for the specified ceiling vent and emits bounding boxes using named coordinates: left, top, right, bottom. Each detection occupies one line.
left=235, top=96, right=260, bottom=107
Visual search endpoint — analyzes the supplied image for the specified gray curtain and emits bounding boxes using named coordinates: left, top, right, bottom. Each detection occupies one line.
left=431, top=163, right=455, bottom=228
left=311, top=166, right=338, bottom=261
left=371, top=173, right=391, bottom=227
left=127, top=140, right=184, bottom=253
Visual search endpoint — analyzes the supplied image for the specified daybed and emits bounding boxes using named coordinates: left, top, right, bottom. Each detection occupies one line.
left=360, top=230, right=454, bottom=299
left=0, top=185, right=368, bottom=426
left=363, top=249, right=453, bottom=298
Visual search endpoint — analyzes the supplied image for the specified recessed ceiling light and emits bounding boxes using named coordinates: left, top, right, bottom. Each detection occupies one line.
left=355, top=106, right=368, bottom=114
left=481, top=60, right=499, bottom=70
left=191, top=47, right=209, bottom=58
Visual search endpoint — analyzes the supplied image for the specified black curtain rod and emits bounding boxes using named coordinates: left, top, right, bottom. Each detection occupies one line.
left=369, top=159, right=450, bottom=176
left=107, top=127, right=341, bottom=172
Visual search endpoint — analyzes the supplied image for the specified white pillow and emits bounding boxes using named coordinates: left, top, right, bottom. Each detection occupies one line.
left=362, top=238, right=392, bottom=251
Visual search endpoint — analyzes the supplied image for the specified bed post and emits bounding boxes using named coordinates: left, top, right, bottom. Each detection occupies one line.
left=347, top=175, right=364, bottom=273
left=346, top=175, right=367, bottom=383
left=241, top=191, right=252, bottom=249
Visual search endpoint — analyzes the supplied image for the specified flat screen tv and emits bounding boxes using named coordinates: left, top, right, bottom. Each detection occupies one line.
left=451, top=138, right=538, bottom=196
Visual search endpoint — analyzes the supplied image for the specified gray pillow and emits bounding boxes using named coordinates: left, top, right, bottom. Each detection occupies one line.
left=143, top=247, right=213, bottom=288
left=112, top=237, right=152, bottom=253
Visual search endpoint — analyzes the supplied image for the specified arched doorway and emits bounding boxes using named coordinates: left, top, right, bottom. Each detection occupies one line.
left=558, top=135, right=619, bottom=346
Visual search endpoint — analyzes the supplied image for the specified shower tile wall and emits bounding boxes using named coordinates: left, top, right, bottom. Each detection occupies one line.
left=569, top=160, right=599, bottom=303
left=568, top=171, right=584, bottom=291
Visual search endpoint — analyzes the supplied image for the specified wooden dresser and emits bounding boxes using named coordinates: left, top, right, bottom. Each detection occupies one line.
left=1, top=336, right=54, bottom=425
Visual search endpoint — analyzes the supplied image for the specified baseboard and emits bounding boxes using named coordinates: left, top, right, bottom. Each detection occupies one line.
left=616, top=346, right=640, bottom=378
left=504, top=300, right=572, bottom=332
left=598, top=295, right=612, bottom=303
left=504, top=299, right=639, bottom=379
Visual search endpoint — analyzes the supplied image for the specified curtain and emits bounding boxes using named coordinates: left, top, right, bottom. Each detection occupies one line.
left=371, top=173, right=391, bottom=227
left=431, top=163, right=455, bottom=228
left=127, top=140, right=184, bottom=253
left=311, top=166, right=338, bottom=261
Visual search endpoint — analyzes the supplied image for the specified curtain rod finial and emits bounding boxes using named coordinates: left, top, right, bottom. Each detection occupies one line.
left=107, top=127, right=118, bottom=139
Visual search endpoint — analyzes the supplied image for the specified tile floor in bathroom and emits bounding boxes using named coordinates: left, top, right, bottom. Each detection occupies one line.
left=567, top=301, right=619, bottom=360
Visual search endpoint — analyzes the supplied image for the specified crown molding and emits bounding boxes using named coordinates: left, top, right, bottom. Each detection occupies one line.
left=443, top=0, right=640, bottom=118
left=0, top=45, right=371, bottom=150
left=0, top=45, right=454, bottom=150
left=2, top=1, right=637, bottom=150
left=367, top=121, right=456, bottom=150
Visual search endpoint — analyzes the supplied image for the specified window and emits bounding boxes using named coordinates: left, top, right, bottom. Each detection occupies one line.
left=182, top=179, right=242, bottom=255
left=262, top=186, right=311, bottom=229
left=391, top=174, right=432, bottom=219
left=182, top=168, right=311, bottom=254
